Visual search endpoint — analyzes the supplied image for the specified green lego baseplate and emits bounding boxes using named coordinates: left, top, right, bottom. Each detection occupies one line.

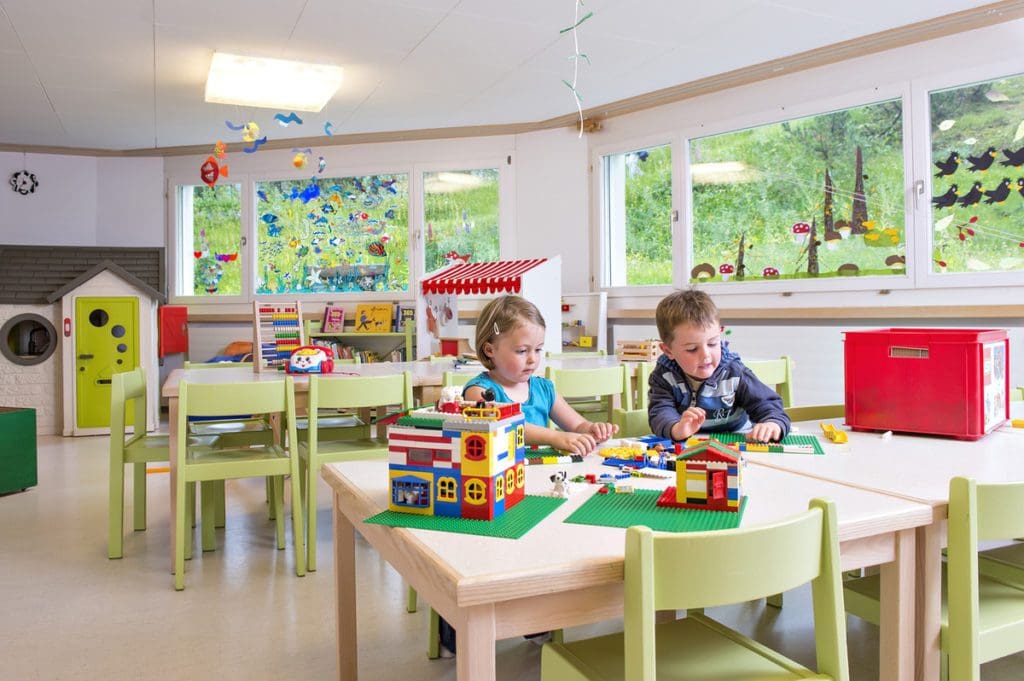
left=524, top=446, right=584, bottom=465
left=363, top=494, right=565, bottom=539
left=396, top=415, right=446, bottom=428
left=692, top=432, right=824, bottom=455
left=564, top=488, right=747, bottom=532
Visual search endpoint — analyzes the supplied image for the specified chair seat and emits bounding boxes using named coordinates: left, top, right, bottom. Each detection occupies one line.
left=543, top=614, right=824, bottom=680
left=298, top=437, right=388, bottom=461
left=844, top=567, right=1024, bottom=660
left=980, top=543, right=1024, bottom=587
left=124, top=434, right=219, bottom=462
left=189, top=418, right=270, bottom=436
left=294, top=414, right=363, bottom=430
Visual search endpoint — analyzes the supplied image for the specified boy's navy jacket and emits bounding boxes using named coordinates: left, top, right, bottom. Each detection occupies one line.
left=647, top=343, right=790, bottom=440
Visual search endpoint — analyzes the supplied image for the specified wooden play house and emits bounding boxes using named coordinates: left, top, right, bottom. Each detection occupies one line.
left=386, top=400, right=527, bottom=520
left=416, top=257, right=561, bottom=358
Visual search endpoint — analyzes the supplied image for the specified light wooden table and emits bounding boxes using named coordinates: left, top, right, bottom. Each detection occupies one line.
left=742, top=408, right=1024, bottom=681
left=323, top=456, right=931, bottom=681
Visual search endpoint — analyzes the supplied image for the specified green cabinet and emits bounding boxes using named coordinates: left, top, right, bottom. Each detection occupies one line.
left=0, top=407, right=37, bottom=494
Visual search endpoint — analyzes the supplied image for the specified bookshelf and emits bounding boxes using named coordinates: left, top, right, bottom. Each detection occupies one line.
left=560, top=292, right=607, bottom=353
left=305, top=319, right=415, bottom=363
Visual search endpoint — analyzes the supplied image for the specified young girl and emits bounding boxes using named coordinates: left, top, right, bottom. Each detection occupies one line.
left=463, top=295, right=618, bottom=456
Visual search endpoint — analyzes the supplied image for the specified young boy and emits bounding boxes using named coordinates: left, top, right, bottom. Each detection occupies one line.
left=648, top=289, right=790, bottom=442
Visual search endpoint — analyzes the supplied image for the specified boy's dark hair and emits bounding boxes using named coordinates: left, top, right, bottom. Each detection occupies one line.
left=655, top=289, right=720, bottom=343
left=475, top=295, right=546, bottom=370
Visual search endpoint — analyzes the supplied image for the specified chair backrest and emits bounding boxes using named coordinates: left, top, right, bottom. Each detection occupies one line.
left=785, top=404, right=845, bottom=421
left=111, top=367, right=147, bottom=445
left=946, top=477, right=1024, bottom=680
left=441, top=370, right=474, bottom=389
left=633, top=361, right=655, bottom=412
left=623, top=498, right=847, bottom=680
left=308, top=372, right=413, bottom=435
left=743, top=356, right=794, bottom=407
left=1012, top=386, right=1023, bottom=402
left=184, top=360, right=255, bottom=369
left=546, top=364, right=632, bottom=422
left=177, top=378, right=295, bottom=452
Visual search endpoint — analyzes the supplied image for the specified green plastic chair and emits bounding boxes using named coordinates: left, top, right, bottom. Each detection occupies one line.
left=174, top=377, right=305, bottom=590
left=844, top=477, right=1024, bottom=680
left=546, top=364, right=632, bottom=425
left=108, top=367, right=221, bottom=559
left=541, top=498, right=849, bottom=681
left=785, top=404, right=845, bottom=421
left=546, top=349, right=607, bottom=359
left=183, top=361, right=276, bottom=448
left=611, top=361, right=655, bottom=438
left=744, top=356, right=794, bottom=407
left=297, top=371, right=413, bottom=571
left=441, top=370, right=475, bottom=389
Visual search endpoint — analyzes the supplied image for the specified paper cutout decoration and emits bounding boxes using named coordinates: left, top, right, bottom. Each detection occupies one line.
left=10, top=170, right=38, bottom=195
left=200, top=156, right=229, bottom=187
left=274, top=112, right=303, bottom=126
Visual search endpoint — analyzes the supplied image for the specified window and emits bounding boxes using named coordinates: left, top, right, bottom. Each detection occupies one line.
left=423, top=168, right=500, bottom=273
left=254, top=173, right=409, bottom=294
left=516, top=424, right=524, bottom=448
left=464, top=478, right=486, bottom=504
left=689, top=98, right=905, bottom=284
left=601, top=144, right=673, bottom=286
left=505, top=468, right=515, bottom=493
left=408, top=448, right=434, bottom=465
left=437, top=477, right=456, bottom=502
left=495, top=475, right=504, bottom=501
left=464, top=435, right=486, bottom=461
left=929, top=72, right=1024, bottom=275
left=515, top=464, right=524, bottom=488
left=177, top=183, right=243, bottom=296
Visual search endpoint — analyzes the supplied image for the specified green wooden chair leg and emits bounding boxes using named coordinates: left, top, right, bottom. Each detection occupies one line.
left=185, top=483, right=194, bottom=560
left=427, top=608, right=440, bottom=659
left=266, top=476, right=275, bottom=520
left=108, top=448, right=125, bottom=559
left=289, top=465, right=306, bottom=577
left=132, top=462, right=148, bottom=531
left=272, top=476, right=285, bottom=550
left=214, top=480, right=226, bottom=528
left=174, top=473, right=188, bottom=590
left=306, top=457, right=319, bottom=571
left=767, top=592, right=784, bottom=608
left=550, top=629, right=564, bottom=644
left=201, top=481, right=217, bottom=552
left=407, top=586, right=418, bottom=613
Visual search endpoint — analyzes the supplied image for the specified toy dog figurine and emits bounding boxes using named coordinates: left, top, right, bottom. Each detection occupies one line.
left=549, top=470, right=572, bottom=498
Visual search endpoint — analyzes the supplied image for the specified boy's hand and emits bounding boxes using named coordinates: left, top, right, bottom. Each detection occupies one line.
left=748, top=421, right=782, bottom=443
left=581, top=421, right=618, bottom=443
left=554, top=431, right=598, bottom=456
left=671, top=407, right=706, bottom=441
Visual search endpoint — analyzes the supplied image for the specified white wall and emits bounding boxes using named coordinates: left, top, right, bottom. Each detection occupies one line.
left=0, top=152, right=163, bottom=246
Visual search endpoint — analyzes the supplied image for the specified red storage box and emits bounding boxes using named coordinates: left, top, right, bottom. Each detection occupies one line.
left=844, top=328, right=1009, bottom=440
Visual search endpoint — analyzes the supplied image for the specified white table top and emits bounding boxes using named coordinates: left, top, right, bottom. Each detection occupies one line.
left=744, top=406, right=1024, bottom=508
left=323, top=455, right=931, bottom=607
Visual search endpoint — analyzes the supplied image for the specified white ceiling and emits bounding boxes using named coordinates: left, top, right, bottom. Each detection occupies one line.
left=0, top=0, right=1012, bottom=151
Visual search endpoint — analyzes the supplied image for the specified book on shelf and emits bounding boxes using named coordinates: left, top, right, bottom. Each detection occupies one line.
left=395, top=304, right=416, bottom=332
left=321, top=304, right=346, bottom=333
left=353, top=303, right=393, bottom=333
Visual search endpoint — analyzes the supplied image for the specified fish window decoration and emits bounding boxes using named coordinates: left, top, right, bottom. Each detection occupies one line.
left=255, top=173, right=410, bottom=295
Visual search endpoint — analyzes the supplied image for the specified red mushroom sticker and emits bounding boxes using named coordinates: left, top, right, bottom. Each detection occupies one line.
left=762, top=266, right=780, bottom=278
left=718, top=263, right=735, bottom=281
left=791, top=222, right=811, bottom=244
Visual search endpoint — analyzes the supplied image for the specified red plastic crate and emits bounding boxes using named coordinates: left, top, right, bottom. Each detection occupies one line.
left=844, top=328, right=1009, bottom=440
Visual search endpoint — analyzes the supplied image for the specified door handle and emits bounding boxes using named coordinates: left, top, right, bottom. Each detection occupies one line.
left=78, top=354, right=94, bottom=360
left=96, top=379, right=112, bottom=385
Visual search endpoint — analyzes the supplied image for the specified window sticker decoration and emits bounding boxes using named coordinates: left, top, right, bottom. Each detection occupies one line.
left=929, top=72, right=1024, bottom=275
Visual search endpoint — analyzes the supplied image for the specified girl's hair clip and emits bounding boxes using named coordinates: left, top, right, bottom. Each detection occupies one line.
left=493, top=322, right=500, bottom=336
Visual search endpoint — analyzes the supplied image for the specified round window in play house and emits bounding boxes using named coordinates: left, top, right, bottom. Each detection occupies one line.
left=1, top=314, right=58, bottom=366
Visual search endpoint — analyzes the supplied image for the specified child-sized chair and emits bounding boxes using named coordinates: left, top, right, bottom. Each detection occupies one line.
left=785, top=404, right=845, bottom=421
left=611, top=361, right=655, bottom=438
left=844, top=477, right=1024, bottom=680
left=546, top=364, right=632, bottom=425
left=297, top=371, right=413, bottom=571
left=174, top=377, right=305, bottom=590
left=744, top=355, right=794, bottom=407
left=541, top=498, right=849, bottom=681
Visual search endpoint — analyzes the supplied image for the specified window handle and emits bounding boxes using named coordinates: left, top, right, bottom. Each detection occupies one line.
left=914, top=179, right=924, bottom=210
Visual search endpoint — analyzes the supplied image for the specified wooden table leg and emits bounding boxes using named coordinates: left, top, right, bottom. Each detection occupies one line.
left=915, top=523, right=943, bottom=681
left=335, top=491, right=358, bottom=681
left=168, top=397, right=178, bottom=573
left=457, top=604, right=497, bottom=681
left=879, top=528, right=916, bottom=681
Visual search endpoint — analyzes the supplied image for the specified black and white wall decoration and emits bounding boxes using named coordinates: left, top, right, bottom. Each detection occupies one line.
left=10, top=170, right=38, bottom=195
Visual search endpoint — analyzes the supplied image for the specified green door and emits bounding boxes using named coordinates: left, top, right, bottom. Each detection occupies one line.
left=76, top=297, right=139, bottom=428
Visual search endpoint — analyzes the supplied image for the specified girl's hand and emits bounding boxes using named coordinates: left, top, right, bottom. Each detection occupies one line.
left=748, top=421, right=782, bottom=443
left=554, top=431, right=598, bottom=457
left=672, top=407, right=706, bottom=441
left=579, top=421, right=618, bottom=443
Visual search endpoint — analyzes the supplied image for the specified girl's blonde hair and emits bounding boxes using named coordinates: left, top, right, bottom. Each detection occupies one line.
left=475, top=295, right=546, bottom=369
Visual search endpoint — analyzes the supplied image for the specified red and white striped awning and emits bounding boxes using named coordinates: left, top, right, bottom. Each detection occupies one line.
left=420, top=259, right=548, bottom=295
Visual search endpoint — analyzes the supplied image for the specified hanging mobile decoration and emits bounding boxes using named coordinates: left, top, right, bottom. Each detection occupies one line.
left=559, top=0, right=592, bottom=138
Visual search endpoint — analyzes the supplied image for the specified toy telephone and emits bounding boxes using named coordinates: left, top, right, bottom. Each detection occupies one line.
left=286, top=345, right=334, bottom=374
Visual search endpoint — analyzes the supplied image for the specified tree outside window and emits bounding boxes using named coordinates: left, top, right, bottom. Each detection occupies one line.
left=929, top=72, right=1024, bottom=275
left=178, top=184, right=242, bottom=296
left=689, top=99, right=905, bottom=284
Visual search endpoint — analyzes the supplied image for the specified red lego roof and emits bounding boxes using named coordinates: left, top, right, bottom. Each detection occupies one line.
left=420, top=259, right=548, bottom=295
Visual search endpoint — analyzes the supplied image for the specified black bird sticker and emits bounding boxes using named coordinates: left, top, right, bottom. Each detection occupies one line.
left=1000, top=146, right=1024, bottom=167
left=931, top=185, right=959, bottom=208
left=1017, top=178, right=1024, bottom=199
left=966, top=146, right=998, bottom=173
left=983, top=178, right=1012, bottom=204
left=957, top=181, right=984, bottom=207
left=934, top=151, right=960, bottom=177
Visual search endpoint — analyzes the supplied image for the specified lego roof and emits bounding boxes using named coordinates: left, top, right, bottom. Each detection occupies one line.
left=679, top=439, right=740, bottom=463
left=420, top=259, right=548, bottom=295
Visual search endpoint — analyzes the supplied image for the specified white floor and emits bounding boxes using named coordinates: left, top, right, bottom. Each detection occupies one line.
left=2, top=433, right=1022, bottom=680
